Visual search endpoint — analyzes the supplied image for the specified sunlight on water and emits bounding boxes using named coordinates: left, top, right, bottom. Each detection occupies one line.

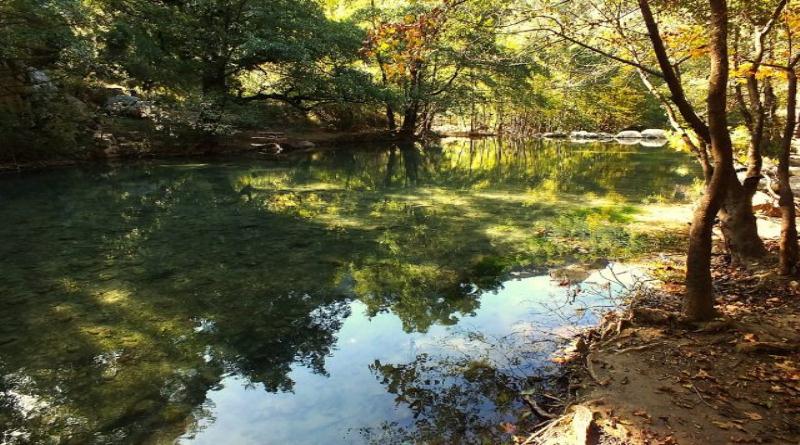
left=0, top=138, right=697, bottom=444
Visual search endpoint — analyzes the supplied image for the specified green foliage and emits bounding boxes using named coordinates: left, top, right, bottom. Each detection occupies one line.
left=0, top=94, right=94, bottom=161
left=0, top=0, right=734, bottom=160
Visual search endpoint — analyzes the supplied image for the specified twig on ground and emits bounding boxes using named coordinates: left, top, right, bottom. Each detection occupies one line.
left=523, top=395, right=557, bottom=419
left=614, top=341, right=664, bottom=354
left=691, top=382, right=714, bottom=408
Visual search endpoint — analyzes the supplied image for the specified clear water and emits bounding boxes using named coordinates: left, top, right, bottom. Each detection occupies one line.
left=0, top=138, right=698, bottom=444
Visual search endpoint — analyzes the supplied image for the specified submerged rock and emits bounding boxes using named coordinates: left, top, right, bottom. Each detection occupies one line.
left=0, top=336, right=19, bottom=346
left=615, top=137, right=641, bottom=145
left=549, top=264, right=592, bottom=285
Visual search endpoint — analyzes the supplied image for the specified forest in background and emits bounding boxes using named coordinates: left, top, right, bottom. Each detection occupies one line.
left=1, top=0, right=674, bottom=161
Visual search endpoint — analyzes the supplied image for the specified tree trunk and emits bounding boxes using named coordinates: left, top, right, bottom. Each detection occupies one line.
left=685, top=0, right=734, bottom=321
left=400, top=63, right=422, bottom=140
left=386, top=105, right=397, bottom=131
left=778, top=68, right=799, bottom=275
left=719, top=175, right=768, bottom=262
left=376, top=57, right=397, bottom=131
left=423, top=108, right=435, bottom=134
left=400, top=101, right=419, bottom=140
left=743, top=75, right=766, bottom=197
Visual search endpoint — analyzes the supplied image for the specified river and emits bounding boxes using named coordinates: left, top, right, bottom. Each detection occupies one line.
left=0, top=137, right=698, bottom=444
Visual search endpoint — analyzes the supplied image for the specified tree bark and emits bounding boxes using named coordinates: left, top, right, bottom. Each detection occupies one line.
left=684, top=0, right=734, bottom=322
left=719, top=173, right=768, bottom=262
left=778, top=67, right=799, bottom=275
left=743, top=72, right=766, bottom=196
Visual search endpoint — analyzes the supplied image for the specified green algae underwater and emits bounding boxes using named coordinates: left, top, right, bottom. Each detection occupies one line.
left=0, top=138, right=698, bottom=444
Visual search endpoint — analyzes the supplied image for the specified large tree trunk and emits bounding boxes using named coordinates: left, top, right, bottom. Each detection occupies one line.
left=778, top=68, right=799, bottom=275
left=684, top=0, right=734, bottom=321
left=719, top=175, right=768, bottom=262
left=376, top=58, right=397, bottom=131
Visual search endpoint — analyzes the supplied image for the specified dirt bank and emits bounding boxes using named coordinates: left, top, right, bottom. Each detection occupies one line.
left=525, top=249, right=800, bottom=445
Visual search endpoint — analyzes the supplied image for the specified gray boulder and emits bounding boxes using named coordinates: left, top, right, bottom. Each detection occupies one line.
left=570, top=131, right=599, bottom=139
left=615, top=130, right=642, bottom=139
left=641, top=129, right=668, bottom=139
left=105, top=95, right=152, bottom=118
left=27, top=69, right=56, bottom=93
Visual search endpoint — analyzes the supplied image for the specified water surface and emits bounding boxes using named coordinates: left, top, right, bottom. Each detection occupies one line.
left=0, top=138, right=697, bottom=444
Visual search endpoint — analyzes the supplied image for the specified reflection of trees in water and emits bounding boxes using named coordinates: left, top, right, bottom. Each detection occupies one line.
left=288, top=137, right=697, bottom=202
left=0, top=167, right=360, bottom=443
left=361, top=330, right=563, bottom=445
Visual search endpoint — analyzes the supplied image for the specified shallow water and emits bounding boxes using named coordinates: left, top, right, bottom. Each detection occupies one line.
left=0, top=138, right=697, bottom=444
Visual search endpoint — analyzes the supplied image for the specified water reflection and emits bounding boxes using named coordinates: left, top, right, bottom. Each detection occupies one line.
left=0, top=138, right=697, bottom=443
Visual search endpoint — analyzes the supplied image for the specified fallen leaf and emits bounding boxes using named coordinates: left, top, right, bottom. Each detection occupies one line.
left=743, top=412, right=762, bottom=421
left=712, top=420, right=735, bottom=430
left=695, top=369, right=712, bottom=379
left=499, top=422, right=516, bottom=434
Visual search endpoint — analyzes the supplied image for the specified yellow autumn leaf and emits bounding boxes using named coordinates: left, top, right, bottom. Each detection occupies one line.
left=744, top=412, right=763, bottom=421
